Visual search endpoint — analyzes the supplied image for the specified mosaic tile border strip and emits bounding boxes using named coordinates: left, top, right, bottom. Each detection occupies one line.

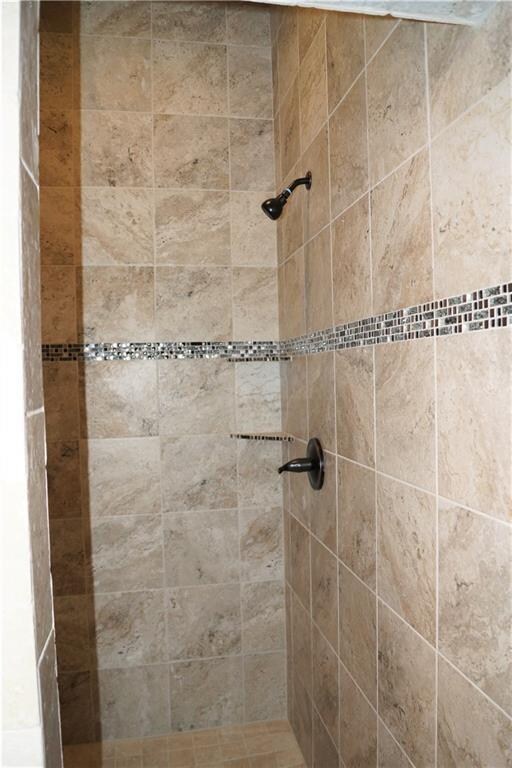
left=42, top=282, right=511, bottom=362
left=230, top=432, right=294, bottom=442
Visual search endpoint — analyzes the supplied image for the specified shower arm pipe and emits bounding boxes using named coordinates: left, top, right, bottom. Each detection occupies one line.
left=283, top=172, right=312, bottom=197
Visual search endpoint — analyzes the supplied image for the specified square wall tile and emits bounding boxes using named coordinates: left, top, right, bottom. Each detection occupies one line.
left=335, top=347, right=374, bottom=467
left=227, top=4, right=270, bottom=46
left=298, top=7, right=324, bottom=60
left=304, top=227, right=333, bottom=333
left=50, top=518, right=86, bottom=596
left=54, top=595, right=90, bottom=673
left=241, top=581, right=285, bottom=653
left=292, top=591, right=312, bottom=696
left=38, top=635, right=63, bottom=766
left=281, top=249, right=305, bottom=339
left=307, top=352, right=335, bottom=453
left=339, top=664, right=377, bottom=768
left=311, top=537, right=337, bottom=649
left=337, top=459, right=376, bottom=589
left=279, top=78, right=301, bottom=179
left=47, top=441, right=82, bottom=519
left=277, top=10, right=299, bottom=103
left=59, top=671, right=94, bottom=744
left=364, top=16, right=398, bottom=60
left=302, top=125, right=330, bottom=242
left=235, top=362, right=281, bottom=434
left=237, top=440, right=283, bottom=509
left=292, top=675, right=312, bottom=768
left=230, top=191, right=277, bottom=267
left=312, top=709, right=338, bottom=768
left=244, top=652, right=286, bottom=722
left=308, top=450, right=337, bottom=553
left=78, top=1, right=151, bottom=37
left=40, top=109, right=73, bottom=186
left=339, top=564, right=377, bottom=706
left=232, top=267, right=279, bottom=339
left=378, top=721, right=411, bottom=768
left=152, top=2, right=226, bottom=43
left=228, top=46, right=272, bottom=119
left=327, top=13, right=364, bottom=112
left=299, top=23, right=327, bottom=150
left=43, top=362, right=79, bottom=441
left=240, top=507, right=283, bottom=582
left=290, top=516, right=310, bottom=609
left=312, top=625, right=339, bottom=748
left=332, top=194, right=372, bottom=326
left=41, top=265, right=76, bottom=343
left=230, top=119, right=275, bottom=191
left=40, top=32, right=73, bottom=110
left=41, top=187, right=75, bottom=265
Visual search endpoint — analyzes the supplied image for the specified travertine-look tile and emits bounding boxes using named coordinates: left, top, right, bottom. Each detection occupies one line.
left=292, top=591, right=312, bottom=696
left=311, top=537, right=337, bottom=648
left=292, top=676, right=312, bottom=768
left=160, top=435, right=237, bottom=511
left=304, top=227, right=333, bottom=333
left=169, top=657, right=243, bottom=731
left=164, top=510, right=239, bottom=587
left=154, top=115, right=229, bottom=189
left=237, top=440, right=283, bottom=509
left=155, top=189, right=230, bottom=266
left=77, top=266, right=154, bottom=341
left=277, top=10, right=299, bottom=103
left=78, top=188, right=154, bottom=266
left=378, top=604, right=436, bottom=768
left=43, top=362, right=79, bottom=441
left=155, top=266, right=232, bottom=341
left=378, top=721, right=411, bottom=768
left=332, top=194, right=372, bottom=325
left=47, top=441, right=82, bottom=519
left=431, top=79, right=512, bottom=297
left=41, top=0, right=73, bottom=34
left=232, top=267, right=279, bottom=339
left=298, top=7, right=325, bottom=60
left=244, top=652, right=286, bottom=721
left=312, top=625, right=339, bottom=748
left=427, top=3, right=511, bottom=136
left=230, top=119, right=275, bottom=191
left=40, top=110, right=73, bottom=186
left=41, top=187, right=74, bottom=265
left=49, top=518, right=86, bottom=596
left=38, top=635, right=63, bottom=766
left=41, top=265, right=76, bottom=343
left=240, top=507, right=283, bottom=582
left=364, top=15, right=399, bottom=60
left=76, top=36, right=151, bottom=111
left=167, top=584, right=241, bottom=659
left=153, top=40, right=227, bottom=116
left=281, top=161, right=305, bottom=259
left=367, top=22, right=427, bottom=185
left=90, top=515, right=164, bottom=592
left=378, top=475, right=436, bottom=643
left=339, top=564, right=376, bottom=706
left=40, top=32, right=73, bottom=109
left=376, top=338, right=435, bottom=491
left=335, top=347, right=374, bottom=467
left=437, top=657, right=512, bottom=768
left=231, top=191, right=277, bottom=267
left=326, top=13, right=364, bottom=112
left=439, top=501, right=512, bottom=713
left=437, top=328, right=511, bottom=520
left=299, top=24, right=327, bottom=150
left=371, top=149, right=433, bottom=313
left=82, top=437, right=160, bottom=517
left=21, top=169, right=43, bottom=411
left=227, top=3, right=270, bottom=46
left=20, top=3, right=40, bottom=180
left=302, top=125, right=330, bottom=242
left=78, top=111, right=152, bottom=187
left=54, top=596, right=90, bottom=672
left=152, top=2, right=226, bottom=43
left=308, top=450, right=336, bottom=553
left=307, top=352, right=335, bottom=453
left=241, top=581, right=285, bottom=653
left=79, top=361, right=158, bottom=439
left=339, top=664, right=377, bottom=768
left=337, top=459, right=375, bottom=589
left=283, top=358, right=308, bottom=443
left=281, top=249, right=305, bottom=339
left=78, top=1, right=151, bottom=37
left=329, top=77, right=368, bottom=217
left=59, top=671, right=94, bottom=744
left=235, top=362, right=281, bottom=434
left=279, top=78, right=301, bottom=180
left=95, top=666, right=169, bottom=740
left=312, top=709, right=338, bottom=768
left=91, top=591, right=166, bottom=668
left=229, top=46, right=272, bottom=119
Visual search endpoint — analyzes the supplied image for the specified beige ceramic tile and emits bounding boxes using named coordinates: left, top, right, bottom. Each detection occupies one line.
left=49, top=517, right=86, bottom=596
left=240, top=507, right=283, bottom=582
left=290, top=516, right=310, bottom=607
left=311, top=537, right=337, bottom=648
left=335, top=347, right=375, bottom=466
left=242, top=581, right=285, bottom=653
left=232, top=267, right=279, bottom=339
left=281, top=249, right=305, bottom=338
left=299, top=25, right=327, bottom=151
left=58, top=670, right=95, bottom=744
left=283, top=357, right=307, bottom=440
left=78, top=111, right=152, bottom=187
left=164, top=510, right=239, bottom=587
left=231, top=191, right=277, bottom=267
left=154, top=114, right=229, bottom=189
left=437, top=328, right=511, bottom=520
left=79, top=360, right=158, bottom=439
left=304, top=227, right=332, bottom=333
left=308, top=450, right=336, bottom=554
left=152, top=2, right=226, bottom=43
left=41, top=187, right=75, bottom=265
left=326, top=13, right=364, bottom=112
left=227, top=3, right=270, bottom=46
left=364, top=16, right=399, bottom=60
left=371, top=149, right=433, bottom=313
left=82, top=437, right=161, bottom=517
left=337, top=459, right=375, bottom=589
left=378, top=604, right=436, bottom=768
left=153, top=40, right=227, bottom=116
left=244, top=652, right=286, bottom=722
left=38, top=635, right=63, bottom=766
left=230, top=119, right=275, bottom=191
left=329, top=77, right=368, bottom=217
left=41, top=265, right=76, bottom=343
left=339, top=564, right=377, bottom=706
left=78, top=188, right=154, bottom=266
left=376, top=338, right=435, bottom=491
left=339, top=664, right=377, bottom=768
left=302, top=125, right=330, bottom=243
left=437, top=657, right=512, bottom=768
left=298, top=7, right=325, bottom=61
left=377, top=721, right=411, bottom=768
left=311, top=711, right=338, bottom=768
left=235, top=362, right=281, bottom=434
left=291, top=675, right=312, bottom=767
left=367, top=22, right=427, bottom=185
left=47, top=441, right=82, bottom=519
left=40, top=109, right=73, bottom=186
left=43, top=362, right=80, bottom=441
left=332, top=194, right=372, bottom=325
left=40, top=32, right=73, bottom=109
left=277, top=10, right=299, bottom=104
left=279, top=78, right=300, bottom=180
left=155, top=266, right=232, bottom=341
left=20, top=1, right=39, bottom=179
left=237, top=440, right=283, bottom=509
left=229, top=46, right=272, bottom=119
left=292, top=590, right=312, bottom=697
left=307, top=352, right=335, bottom=453
left=312, top=625, right=339, bottom=749
left=78, top=1, right=151, bottom=37
left=439, top=500, right=512, bottom=713
left=378, top=475, right=436, bottom=643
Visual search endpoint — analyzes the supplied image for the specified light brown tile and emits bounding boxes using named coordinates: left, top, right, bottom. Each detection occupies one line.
left=312, top=709, right=338, bottom=768
left=329, top=77, right=368, bottom=217
left=227, top=3, right=269, bottom=46
left=280, top=162, right=305, bottom=260
left=237, top=440, right=283, bottom=509
left=290, top=514, right=311, bottom=611
left=43, top=362, right=79, bottom=441
left=158, top=359, right=234, bottom=436
left=283, top=357, right=307, bottom=440
left=378, top=722, right=411, bottom=768
left=302, top=125, right=329, bottom=243
left=161, top=435, right=237, bottom=512
left=439, top=501, right=512, bottom=713
left=364, top=16, right=398, bottom=60
left=307, top=352, right=335, bottom=453
left=153, top=40, right=227, bottom=116
left=76, top=36, right=151, bottom=111
left=78, top=1, right=151, bottom=37
left=38, top=634, right=63, bottom=765
left=59, top=671, right=95, bottom=744
left=169, top=657, right=243, bottom=731
left=240, top=507, right=283, bottom=582
left=311, top=537, right=337, bottom=648
left=41, top=1, right=73, bottom=34
left=304, top=228, right=332, bottom=334
left=79, top=360, right=158, bottom=439
left=230, top=119, right=275, bottom=191
left=49, top=517, right=86, bottom=596
left=312, top=626, right=339, bottom=749
left=242, top=581, right=285, bottom=653
left=431, top=79, right=512, bottom=297
left=82, top=437, right=160, bottom=517
left=279, top=78, right=301, bottom=180
left=378, top=475, right=436, bottom=643
left=339, top=564, right=376, bottom=706
left=41, top=265, right=76, bottom=343
left=281, top=250, right=305, bottom=339
left=154, top=114, right=229, bottom=189
left=235, top=362, right=281, bottom=434
left=244, top=653, right=286, bottom=722
left=376, top=338, right=435, bottom=491
left=371, top=149, right=433, bottom=313
left=47, top=441, right=82, bottom=519
left=231, top=191, right=277, bottom=267
left=233, top=267, right=279, bottom=339
left=229, top=46, right=272, bottom=119
left=277, top=10, right=299, bottom=104
left=332, top=194, right=371, bottom=325
left=437, top=657, right=512, bottom=768
left=378, top=604, right=436, bottom=768
left=40, top=109, right=73, bottom=186
left=326, top=13, right=364, bottom=112
left=299, top=24, right=327, bottom=151
left=339, top=664, right=377, bottom=768
left=367, top=22, right=427, bottom=185
left=437, top=328, right=511, bottom=520
left=41, top=187, right=75, bottom=265
left=20, top=2, right=39, bottom=179
left=335, top=347, right=374, bottom=466
left=77, top=188, right=154, bottom=266
left=308, top=450, right=336, bottom=554
left=152, top=2, right=226, bottom=43
left=40, top=32, right=73, bottom=109
left=292, top=591, right=312, bottom=696
left=337, top=459, right=375, bottom=589
left=54, top=596, right=90, bottom=672
left=79, top=111, right=152, bottom=187
left=164, top=510, right=239, bottom=587
left=291, top=676, right=312, bottom=767
left=155, top=266, right=232, bottom=341
left=298, top=7, right=325, bottom=61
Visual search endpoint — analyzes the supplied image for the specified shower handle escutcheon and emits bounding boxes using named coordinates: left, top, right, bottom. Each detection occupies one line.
left=278, top=438, right=324, bottom=491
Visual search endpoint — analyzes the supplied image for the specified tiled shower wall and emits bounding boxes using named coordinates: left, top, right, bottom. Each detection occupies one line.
left=273, top=5, right=512, bottom=768
left=39, top=1, right=286, bottom=744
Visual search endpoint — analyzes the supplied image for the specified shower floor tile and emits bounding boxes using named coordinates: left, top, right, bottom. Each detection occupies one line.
left=62, top=720, right=306, bottom=768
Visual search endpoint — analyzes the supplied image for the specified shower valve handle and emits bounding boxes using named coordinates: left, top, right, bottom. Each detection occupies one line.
left=278, top=438, right=325, bottom=491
